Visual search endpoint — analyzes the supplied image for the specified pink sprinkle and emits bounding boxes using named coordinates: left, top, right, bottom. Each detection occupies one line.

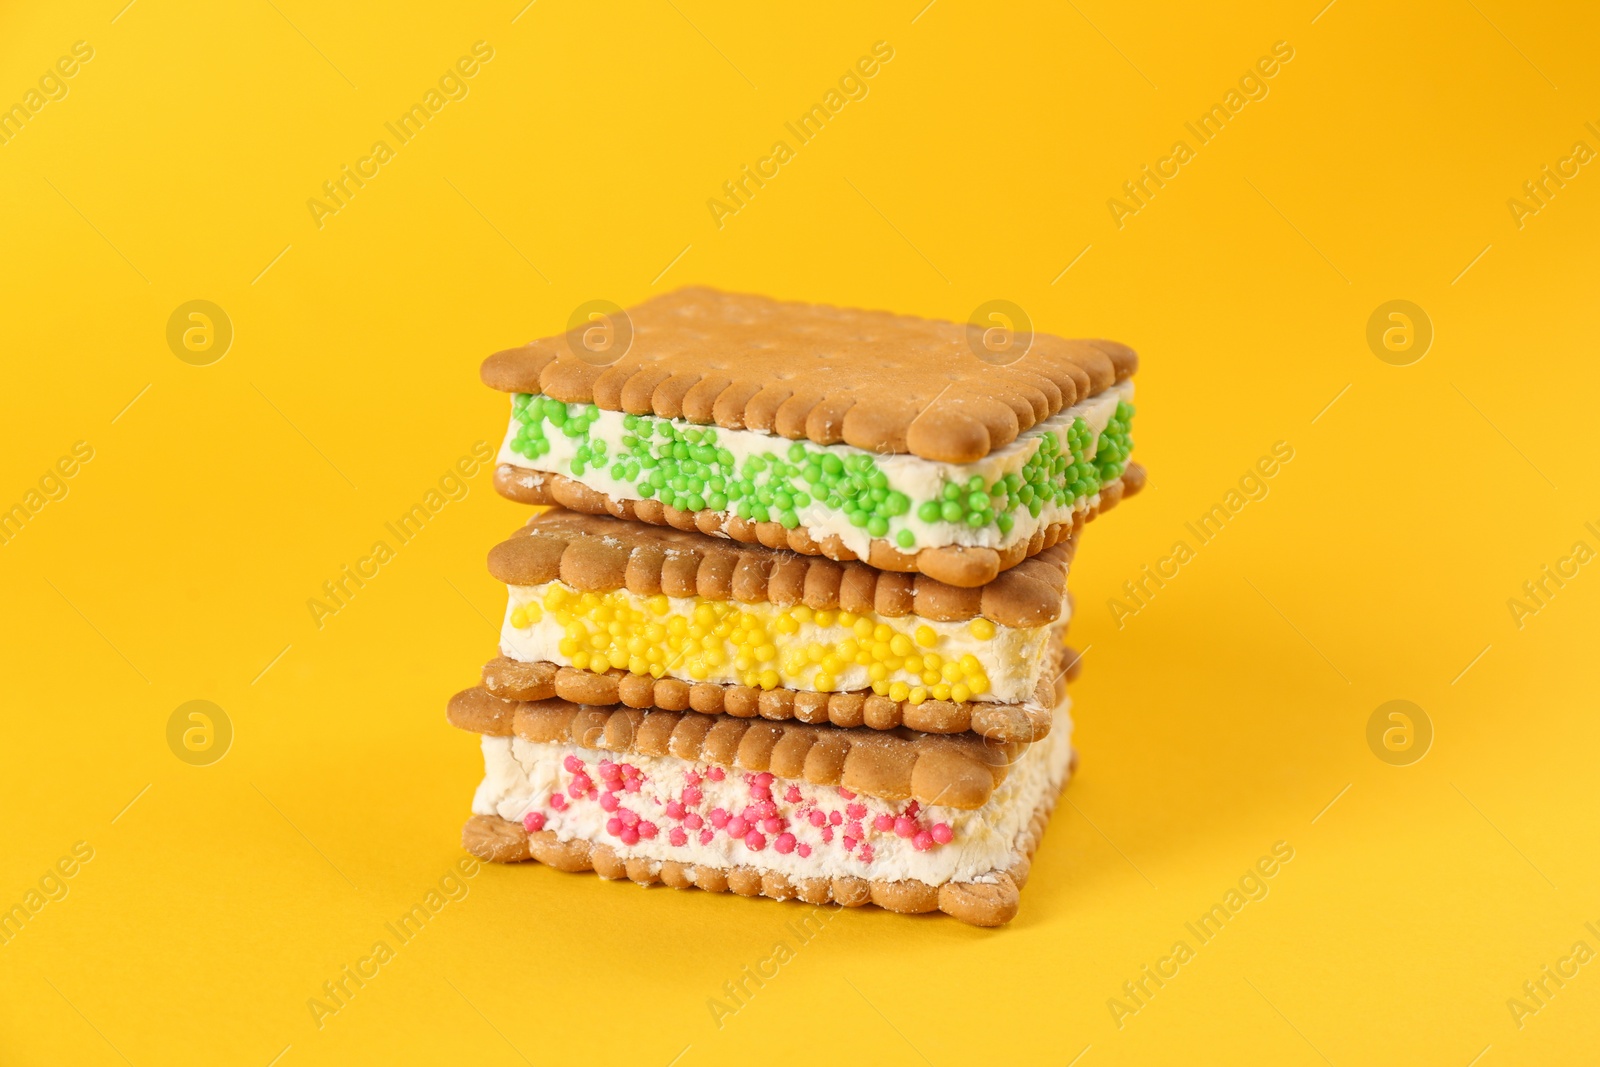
left=549, top=794, right=567, bottom=811
left=931, top=822, right=953, bottom=844
left=599, top=759, right=616, bottom=774
left=821, top=826, right=834, bottom=843
left=829, top=811, right=843, bottom=826
left=843, top=836, right=857, bottom=851
left=710, top=808, right=729, bottom=829
left=523, top=812, right=546, bottom=832
left=638, top=821, right=658, bottom=839
left=774, top=832, right=797, bottom=854
left=873, top=814, right=895, bottom=832
left=743, top=830, right=766, bottom=851
left=846, top=803, right=866, bottom=820
left=912, top=831, right=934, bottom=852
left=620, top=809, right=639, bottom=828
left=683, top=786, right=703, bottom=806
left=845, top=821, right=863, bottom=840
left=669, top=828, right=688, bottom=847
left=894, top=816, right=916, bottom=838
left=727, top=816, right=748, bottom=837
left=761, top=817, right=782, bottom=834
left=754, top=772, right=773, bottom=788
left=699, top=829, right=715, bottom=845
left=571, top=771, right=592, bottom=791
left=784, top=786, right=802, bottom=803
left=707, top=766, right=725, bottom=782
left=684, top=813, right=704, bottom=830
left=563, top=754, right=584, bottom=773
left=621, top=764, right=640, bottom=779
left=606, top=817, right=623, bottom=836
left=752, top=800, right=777, bottom=819
left=838, top=787, right=856, bottom=799
left=665, top=800, right=685, bottom=820
left=599, top=792, right=620, bottom=812
left=619, top=826, right=640, bottom=846
left=859, top=843, right=874, bottom=863
left=808, top=810, right=827, bottom=827
left=797, top=843, right=812, bottom=858
left=905, top=801, right=920, bottom=817
left=751, top=783, right=772, bottom=801
left=623, top=778, right=641, bottom=793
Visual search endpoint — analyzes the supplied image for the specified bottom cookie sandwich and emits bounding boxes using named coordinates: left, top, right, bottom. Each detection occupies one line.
left=454, top=668, right=1079, bottom=927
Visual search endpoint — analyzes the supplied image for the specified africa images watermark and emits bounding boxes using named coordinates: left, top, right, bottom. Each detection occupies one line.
left=1506, top=520, right=1600, bottom=630
left=1, top=841, right=96, bottom=948
left=1, top=440, right=95, bottom=548
left=0, top=40, right=95, bottom=147
left=306, top=441, right=494, bottom=629
left=1106, top=40, right=1295, bottom=229
left=1108, top=441, right=1295, bottom=628
left=1506, top=120, right=1600, bottom=230
left=706, top=41, right=895, bottom=230
left=306, top=856, right=482, bottom=1030
left=706, top=905, right=841, bottom=1029
left=306, top=41, right=496, bottom=230
left=1108, top=841, right=1296, bottom=1029
left=1505, top=922, right=1600, bottom=1030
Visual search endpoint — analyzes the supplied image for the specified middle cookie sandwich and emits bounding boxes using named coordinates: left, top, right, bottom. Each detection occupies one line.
left=483, top=508, right=1076, bottom=744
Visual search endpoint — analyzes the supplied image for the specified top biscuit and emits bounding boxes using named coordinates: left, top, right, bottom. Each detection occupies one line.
left=481, top=287, right=1137, bottom=464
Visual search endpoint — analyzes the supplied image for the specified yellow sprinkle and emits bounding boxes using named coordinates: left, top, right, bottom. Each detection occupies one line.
left=931, top=683, right=951, bottom=700
left=922, top=670, right=940, bottom=685
left=838, top=611, right=857, bottom=627
left=648, top=595, right=669, bottom=615
left=871, top=680, right=890, bottom=695
left=889, top=634, right=912, bottom=657
left=868, top=663, right=889, bottom=682
left=758, top=670, right=780, bottom=690
left=792, top=605, right=813, bottom=623
left=888, top=682, right=910, bottom=701
left=815, top=610, right=836, bottom=627
left=970, top=674, right=990, bottom=695
left=590, top=633, right=608, bottom=651
left=590, top=653, right=611, bottom=673
left=628, top=656, right=649, bottom=674
left=950, top=683, right=971, bottom=702
left=853, top=617, right=874, bottom=639
left=873, top=623, right=892, bottom=642
left=942, top=662, right=962, bottom=682
left=510, top=609, right=527, bottom=628
left=914, top=625, right=937, bottom=648
left=572, top=650, right=591, bottom=669
left=908, top=687, right=928, bottom=705
left=959, top=654, right=982, bottom=675
left=813, top=672, right=834, bottom=692
left=754, top=643, right=776, bottom=661
left=969, top=618, right=996, bottom=640
left=923, top=652, right=943, bottom=670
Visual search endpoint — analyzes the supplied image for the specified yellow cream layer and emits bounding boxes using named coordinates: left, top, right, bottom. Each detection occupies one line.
left=499, top=582, right=1062, bottom=704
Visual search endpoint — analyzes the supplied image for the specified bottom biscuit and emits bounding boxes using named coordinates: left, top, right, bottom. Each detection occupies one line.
left=460, top=694, right=1075, bottom=927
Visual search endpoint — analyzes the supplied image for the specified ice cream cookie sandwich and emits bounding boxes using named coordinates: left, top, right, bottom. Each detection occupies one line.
left=483, top=287, right=1142, bottom=588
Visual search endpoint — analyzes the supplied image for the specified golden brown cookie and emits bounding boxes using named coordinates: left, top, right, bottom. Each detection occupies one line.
left=493, top=463, right=1143, bottom=588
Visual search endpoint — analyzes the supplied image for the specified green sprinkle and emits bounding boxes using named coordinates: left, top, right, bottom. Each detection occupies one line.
left=896, top=529, right=916, bottom=549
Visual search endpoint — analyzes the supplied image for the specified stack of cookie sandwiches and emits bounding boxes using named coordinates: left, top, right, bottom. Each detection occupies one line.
left=449, top=287, right=1141, bottom=925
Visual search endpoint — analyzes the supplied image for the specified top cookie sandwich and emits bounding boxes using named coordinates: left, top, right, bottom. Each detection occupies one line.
left=484, top=287, right=1143, bottom=587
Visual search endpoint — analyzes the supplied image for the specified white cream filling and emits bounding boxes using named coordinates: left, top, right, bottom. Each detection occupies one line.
left=472, top=696, right=1073, bottom=885
left=499, top=587, right=1064, bottom=704
left=496, top=380, right=1133, bottom=556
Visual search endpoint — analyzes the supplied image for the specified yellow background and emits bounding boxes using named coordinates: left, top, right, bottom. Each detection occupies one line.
left=2, top=0, right=1597, bottom=1063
